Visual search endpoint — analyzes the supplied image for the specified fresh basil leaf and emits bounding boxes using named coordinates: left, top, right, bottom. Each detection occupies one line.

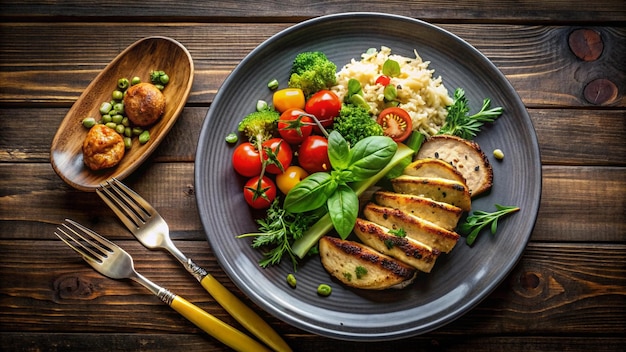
left=327, top=130, right=350, bottom=170
left=327, top=183, right=359, bottom=240
left=348, top=136, right=397, bottom=180
left=283, top=172, right=335, bottom=213
left=382, top=59, right=401, bottom=77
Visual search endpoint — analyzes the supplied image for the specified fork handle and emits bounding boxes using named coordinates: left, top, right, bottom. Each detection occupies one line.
left=201, top=274, right=293, bottom=352
left=169, top=295, right=271, bottom=352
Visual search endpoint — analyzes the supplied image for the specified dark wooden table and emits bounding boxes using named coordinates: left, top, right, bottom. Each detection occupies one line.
left=1, top=2, right=625, bottom=351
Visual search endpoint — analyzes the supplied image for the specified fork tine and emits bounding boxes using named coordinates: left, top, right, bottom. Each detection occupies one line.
left=55, top=220, right=110, bottom=263
left=97, top=178, right=151, bottom=230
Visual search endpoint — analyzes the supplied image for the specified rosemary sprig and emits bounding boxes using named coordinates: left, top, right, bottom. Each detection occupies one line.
left=459, top=204, right=520, bottom=245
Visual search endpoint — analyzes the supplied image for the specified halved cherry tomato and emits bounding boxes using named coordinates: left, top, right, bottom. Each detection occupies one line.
left=304, top=89, right=342, bottom=129
left=276, top=165, right=309, bottom=194
left=273, top=88, right=305, bottom=113
left=232, top=142, right=262, bottom=177
left=243, top=175, right=276, bottom=209
left=377, top=107, right=413, bottom=142
left=262, top=138, right=293, bottom=174
left=298, top=135, right=330, bottom=173
left=278, top=108, right=313, bottom=145
left=375, top=75, right=391, bottom=86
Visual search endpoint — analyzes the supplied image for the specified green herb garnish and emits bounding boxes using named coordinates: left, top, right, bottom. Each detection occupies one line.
left=438, top=88, right=503, bottom=140
left=238, top=199, right=319, bottom=271
left=459, top=204, right=520, bottom=245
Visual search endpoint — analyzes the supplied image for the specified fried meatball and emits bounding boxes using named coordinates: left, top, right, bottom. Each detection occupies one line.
left=82, top=124, right=125, bottom=170
left=123, top=82, right=166, bottom=127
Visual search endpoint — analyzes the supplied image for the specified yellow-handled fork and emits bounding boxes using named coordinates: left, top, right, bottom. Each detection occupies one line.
left=55, top=219, right=270, bottom=352
left=96, top=178, right=291, bottom=352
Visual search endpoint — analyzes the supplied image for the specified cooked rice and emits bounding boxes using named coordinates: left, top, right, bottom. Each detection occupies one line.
left=331, top=46, right=452, bottom=136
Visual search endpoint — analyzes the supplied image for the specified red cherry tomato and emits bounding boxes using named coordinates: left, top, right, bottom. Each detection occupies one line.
left=232, top=142, right=262, bottom=177
left=305, top=89, right=342, bottom=129
left=298, top=135, right=330, bottom=173
left=278, top=108, right=314, bottom=145
left=262, top=138, right=293, bottom=174
left=377, top=107, right=413, bottom=142
left=243, top=175, right=276, bottom=209
left=375, top=75, right=391, bottom=86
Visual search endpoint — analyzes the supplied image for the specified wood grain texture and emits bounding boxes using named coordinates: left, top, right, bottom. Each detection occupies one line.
left=1, top=0, right=625, bottom=23
left=1, top=241, right=624, bottom=335
left=1, top=24, right=624, bottom=108
left=1, top=2, right=624, bottom=351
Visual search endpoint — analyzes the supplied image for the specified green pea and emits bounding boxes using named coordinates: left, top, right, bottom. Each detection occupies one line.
left=112, top=90, right=124, bottom=101
left=225, top=132, right=238, bottom=144
left=123, top=137, right=132, bottom=149
left=154, top=84, right=165, bottom=91
left=159, top=74, right=169, bottom=85
left=113, top=102, right=124, bottom=115
left=117, top=78, right=130, bottom=90
left=131, top=76, right=141, bottom=85
left=115, top=124, right=125, bottom=134
left=317, top=284, right=331, bottom=297
left=124, top=126, right=132, bottom=137
left=493, top=149, right=505, bottom=160
left=101, top=114, right=112, bottom=124
left=105, top=122, right=117, bottom=130
left=121, top=117, right=130, bottom=127
left=132, top=127, right=144, bottom=136
left=267, top=78, right=279, bottom=90
left=99, top=102, right=112, bottom=115
left=82, top=117, right=96, bottom=128
left=138, top=130, right=150, bottom=144
left=256, top=100, right=268, bottom=112
left=286, top=274, right=297, bottom=288
left=111, top=114, right=124, bottom=124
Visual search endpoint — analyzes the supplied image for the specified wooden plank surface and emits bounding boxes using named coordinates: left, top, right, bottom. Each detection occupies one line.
left=1, top=24, right=625, bottom=108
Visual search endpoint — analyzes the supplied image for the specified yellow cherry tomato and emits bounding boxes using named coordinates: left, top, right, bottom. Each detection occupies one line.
left=273, top=88, right=305, bottom=113
left=276, top=165, right=309, bottom=194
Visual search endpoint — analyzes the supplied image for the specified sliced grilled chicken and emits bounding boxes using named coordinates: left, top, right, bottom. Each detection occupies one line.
left=373, top=191, right=462, bottom=231
left=363, top=203, right=460, bottom=253
left=353, top=218, right=441, bottom=273
left=390, top=175, right=472, bottom=212
left=403, top=158, right=466, bottom=185
left=319, top=236, right=417, bottom=290
left=416, top=134, right=493, bottom=196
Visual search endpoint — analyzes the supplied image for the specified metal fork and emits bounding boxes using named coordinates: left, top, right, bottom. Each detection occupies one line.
left=54, top=219, right=270, bottom=352
left=96, top=178, right=291, bottom=352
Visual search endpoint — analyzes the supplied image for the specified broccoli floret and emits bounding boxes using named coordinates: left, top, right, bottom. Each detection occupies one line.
left=238, top=109, right=280, bottom=145
left=332, top=104, right=383, bottom=146
left=288, top=51, right=337, bottom=97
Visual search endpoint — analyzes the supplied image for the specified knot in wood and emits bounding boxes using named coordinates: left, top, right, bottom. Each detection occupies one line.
left=54, top=275, right=96, bottom=300
left=517, top=271, right=544, bottom=298
left=584, top=78, right=618, bottom=105
left=568, top=28, right=603, bottom=61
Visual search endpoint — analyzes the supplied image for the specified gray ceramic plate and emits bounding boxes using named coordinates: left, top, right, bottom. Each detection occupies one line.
left=195, top=12, right=541, bottom=341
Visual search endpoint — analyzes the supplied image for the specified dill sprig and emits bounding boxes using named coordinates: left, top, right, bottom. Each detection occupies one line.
left=439, top=88, right=504, bottom=139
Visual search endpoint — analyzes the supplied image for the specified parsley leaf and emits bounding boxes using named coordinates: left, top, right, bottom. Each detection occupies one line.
left=459, top=204, right=520, bottom=245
